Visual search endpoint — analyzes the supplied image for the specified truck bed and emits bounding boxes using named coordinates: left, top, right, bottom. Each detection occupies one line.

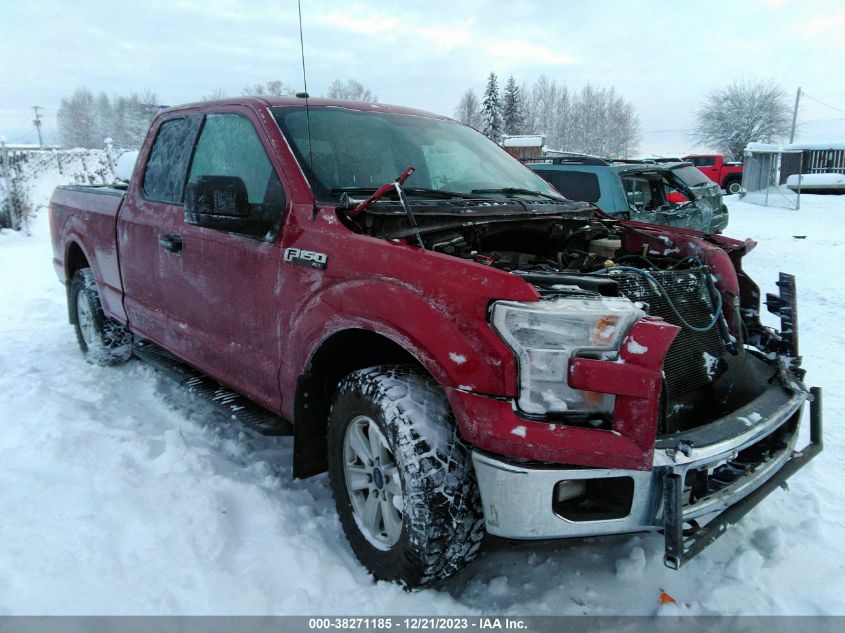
left=49, top=184, right=128, bottom=323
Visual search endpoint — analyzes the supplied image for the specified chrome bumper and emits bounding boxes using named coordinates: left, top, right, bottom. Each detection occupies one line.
left=473, top=384, right=822, bottom=567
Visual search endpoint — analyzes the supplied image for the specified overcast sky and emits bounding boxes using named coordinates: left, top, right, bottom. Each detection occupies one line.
left=2, top=0, right=844, bottom=154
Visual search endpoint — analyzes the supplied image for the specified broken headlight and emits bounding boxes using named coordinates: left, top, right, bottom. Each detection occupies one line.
left=491, top=296, right=644, bottom=415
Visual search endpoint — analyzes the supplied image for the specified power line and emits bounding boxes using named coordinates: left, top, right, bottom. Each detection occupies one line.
left=800, top=117, right=845, bottom=125
left=6, top=131, right=37, bottom=143
left=801, top=91, right=845, bottom=114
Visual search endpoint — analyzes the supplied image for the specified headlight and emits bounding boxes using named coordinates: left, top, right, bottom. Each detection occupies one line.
left=491, top=296, right=644, bottom=415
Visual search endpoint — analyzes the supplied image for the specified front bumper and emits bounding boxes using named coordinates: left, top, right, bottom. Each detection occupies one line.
left=473, top=383, right=822, bottom=568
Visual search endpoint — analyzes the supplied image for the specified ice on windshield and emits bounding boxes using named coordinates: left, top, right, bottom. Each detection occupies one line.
left=271, top=106, right=560, bottom=201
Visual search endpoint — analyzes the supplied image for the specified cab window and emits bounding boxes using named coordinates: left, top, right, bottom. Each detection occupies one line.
left=188, top=114, right=286, bottom=236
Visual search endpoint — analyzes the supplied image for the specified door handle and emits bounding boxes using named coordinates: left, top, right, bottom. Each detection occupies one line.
left=159, top=234, right=183, bottom=253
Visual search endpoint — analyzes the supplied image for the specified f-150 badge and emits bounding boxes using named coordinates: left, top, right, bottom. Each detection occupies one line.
left=284, top=248, right=328, bottom=269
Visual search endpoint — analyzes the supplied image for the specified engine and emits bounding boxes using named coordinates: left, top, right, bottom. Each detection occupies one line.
left=352, top=202, right=773, bottom=434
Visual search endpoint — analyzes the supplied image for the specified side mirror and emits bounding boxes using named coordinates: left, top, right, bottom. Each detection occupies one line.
left=185, top=175, right=255, bottom=232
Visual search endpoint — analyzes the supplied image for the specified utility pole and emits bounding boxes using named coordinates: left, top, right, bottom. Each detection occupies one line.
left=789, top=87, right=801, bottom=144
left=32, top=106, right=44, bottom=149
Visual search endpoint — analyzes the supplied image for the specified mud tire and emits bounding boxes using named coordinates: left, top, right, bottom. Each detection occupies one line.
left=327, top=365, right=485, bottom=588
left=69, top=268, right=133, bottom=365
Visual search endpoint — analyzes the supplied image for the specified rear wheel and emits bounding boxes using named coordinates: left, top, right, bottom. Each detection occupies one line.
left=725, top=179, right=742, bottom=195
left=327, top=365, right=485, bottom=587
left=69, top=268, right=133, bottom=365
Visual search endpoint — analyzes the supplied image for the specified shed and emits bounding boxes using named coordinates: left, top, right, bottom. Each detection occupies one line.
left=501, top=134, right=545, bottom=159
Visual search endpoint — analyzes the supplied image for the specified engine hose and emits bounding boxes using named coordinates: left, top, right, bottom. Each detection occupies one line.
left=588, top=264, right=723, bottom=333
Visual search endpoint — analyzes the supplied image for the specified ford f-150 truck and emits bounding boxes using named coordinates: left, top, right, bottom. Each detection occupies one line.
left=49, top=97, right=821, bottom=587
left=684, top=154, right=744, bottom=195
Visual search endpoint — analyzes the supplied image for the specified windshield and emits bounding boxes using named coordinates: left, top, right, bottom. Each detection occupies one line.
left=271, top=106, right=561, bottom=201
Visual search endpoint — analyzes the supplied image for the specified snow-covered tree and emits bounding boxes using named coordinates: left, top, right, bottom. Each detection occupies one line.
left=124, top=91, right=159, bottom=148
left=501, top=76, right=525, bottom=135
left=58, top=89, right=159, bottom=149
left=457, top=74, right=641, bottom=155
left=518, top=80, right=533, bottom=135
left=694, top=80, right=791, bottom=161
left=57, top=89, right=99, bottom=148
left=454, top=89, right=483, bottom=130
left=94, top=93, right=113, bottom=147
left=530, top=75, right=559, bottom=140
left=481, top=72, right=502, bottom=141
left=326, top=79, right=377, bottom=102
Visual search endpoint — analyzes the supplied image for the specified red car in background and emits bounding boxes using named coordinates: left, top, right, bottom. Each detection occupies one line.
left=684, top=154, right=744, bottom=194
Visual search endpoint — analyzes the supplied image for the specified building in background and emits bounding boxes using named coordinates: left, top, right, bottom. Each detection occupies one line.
left=501, top=134, right=545, bottom=159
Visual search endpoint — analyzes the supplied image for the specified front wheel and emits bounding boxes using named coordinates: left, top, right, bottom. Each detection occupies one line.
left=327, top=366, right=485, bottom=587
left=69, top=268, right=133, bottom=365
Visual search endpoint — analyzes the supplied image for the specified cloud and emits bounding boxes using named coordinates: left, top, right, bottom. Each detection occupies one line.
left=319, top=5, right=574, bottom=67
left=797, top=8, right=845, bottom=36
left=322, top=10, right=402, bottom=35
left=482, top=38, right=575, bottom=66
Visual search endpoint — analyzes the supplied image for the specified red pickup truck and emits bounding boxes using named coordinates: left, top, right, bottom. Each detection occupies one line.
left=684, top=154, right=744, bottom=194
left=49, top=97, right=820, bottom=587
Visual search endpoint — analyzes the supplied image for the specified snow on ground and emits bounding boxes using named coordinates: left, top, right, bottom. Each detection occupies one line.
left=1, top=185, right=844, bottom=615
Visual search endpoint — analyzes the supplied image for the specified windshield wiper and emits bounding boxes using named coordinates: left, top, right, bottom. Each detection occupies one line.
left=471, top=187, right=565, bottom=202
left=331, top=186, right=473, bottom=199
left=344, top=166, right=426, bottom=249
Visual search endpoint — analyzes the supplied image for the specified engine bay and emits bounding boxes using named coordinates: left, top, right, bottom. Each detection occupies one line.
left=340, top=197, right=783, bottom=435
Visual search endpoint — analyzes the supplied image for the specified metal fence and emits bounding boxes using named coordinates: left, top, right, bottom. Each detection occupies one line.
left=741, top=145, right=803, bottom=210
left=0, top=140, right=20, bottom=230
left=1, top=141, right=124, bottom=232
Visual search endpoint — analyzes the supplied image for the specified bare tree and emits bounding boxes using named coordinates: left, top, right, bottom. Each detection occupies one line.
left=58, top=88, right=159, bottom=149
left=243, top=80, right=294, bottom=96
left=694, top=80, right=791, bottom=161
left=567, top=84, right=639, bottom=157
left=516, top=78, right=638, bottom=156
left=454, top=89, right=483, bottom=130
left=518, top=81, right=533, bottom=135
left=57, top=88, right=99, bottom=148
left=326, top=79, right=377, bottom=101
left=202, top=87, right=227, bottom=100
left=125, top=90, right=159, bottom=147
left=530, top=75, right=558, bottom=140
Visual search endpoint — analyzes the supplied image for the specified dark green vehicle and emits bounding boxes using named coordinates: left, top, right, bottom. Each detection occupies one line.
left=528, top=155, right=729, bottom=233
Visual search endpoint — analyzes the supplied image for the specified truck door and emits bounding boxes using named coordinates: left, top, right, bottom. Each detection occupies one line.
left=118, top=113, right=202, bottom=352
left=121, top=109, right=289, bottom=413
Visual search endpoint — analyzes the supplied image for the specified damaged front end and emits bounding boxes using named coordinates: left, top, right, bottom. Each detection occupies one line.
left=345, top=187, right=820, bottom=566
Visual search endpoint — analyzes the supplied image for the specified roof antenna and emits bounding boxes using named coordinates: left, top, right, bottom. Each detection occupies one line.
left=296, top=0, right=318, bottom=219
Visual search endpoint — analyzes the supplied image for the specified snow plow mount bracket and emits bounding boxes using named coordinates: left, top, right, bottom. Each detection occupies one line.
left=662, top=386, right=823, bottom=570
left=765, top=272, right=799, bottom=357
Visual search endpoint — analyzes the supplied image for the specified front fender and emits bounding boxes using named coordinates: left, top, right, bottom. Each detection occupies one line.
left=282, top=276, right=519, bottom=403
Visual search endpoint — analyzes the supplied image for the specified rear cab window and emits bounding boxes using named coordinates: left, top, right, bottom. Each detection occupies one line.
left=142, top=115, right=202, bottom=203
left=687, top=156, right=715, bottom=168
